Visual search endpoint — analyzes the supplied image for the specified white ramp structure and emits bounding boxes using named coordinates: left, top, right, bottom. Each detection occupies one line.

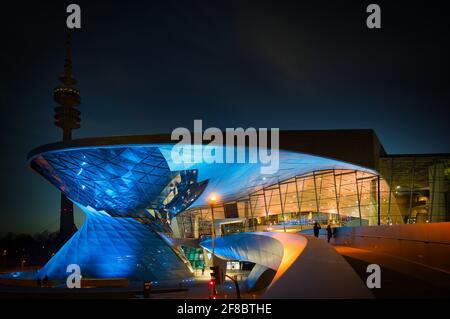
left=201, top=232, right=373, bottom=299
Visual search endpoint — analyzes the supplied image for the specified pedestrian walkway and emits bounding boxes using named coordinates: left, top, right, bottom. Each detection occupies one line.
left=262, top=234, right=373, bottom=299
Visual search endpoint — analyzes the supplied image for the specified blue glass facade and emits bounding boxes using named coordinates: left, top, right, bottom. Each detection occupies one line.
left=37, top=205, right=191, bottom=281
left=29, top=146, right=207, bottom=281
left=30, top=146, right=207, bottom=218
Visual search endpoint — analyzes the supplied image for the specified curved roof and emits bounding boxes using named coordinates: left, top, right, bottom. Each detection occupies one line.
left=27, top=129, right=387, bottom=170
left=28, top=135, right=378, bottom=217
left=27, top=134, right=174, bottom=160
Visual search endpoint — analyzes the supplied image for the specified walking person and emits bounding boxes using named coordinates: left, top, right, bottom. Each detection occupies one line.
left=313, top=222, right=321, bottom=238
left=326, top=224, right=333, bottom=243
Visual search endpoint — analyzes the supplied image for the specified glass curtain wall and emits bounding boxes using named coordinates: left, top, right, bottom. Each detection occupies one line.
left=174, top=157, right=450, bottom=239
left=379, top=156, right=450, bottom=223
left=174, top=169, right=388, bottom=236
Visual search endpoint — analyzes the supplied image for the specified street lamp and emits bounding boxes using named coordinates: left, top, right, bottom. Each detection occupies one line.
left=209, top=194, right=218, bottom=203
left=208, top=193, right=220, bottom=298
left=208, top=193, right=219, bottom=259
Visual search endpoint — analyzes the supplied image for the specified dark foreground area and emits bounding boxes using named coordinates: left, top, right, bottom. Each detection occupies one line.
left=337, top=246, right=450, bottom=299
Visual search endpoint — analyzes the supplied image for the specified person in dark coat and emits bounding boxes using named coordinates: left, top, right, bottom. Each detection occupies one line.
left=313, top=222, right=321, bottom=238
left=326, top=224, right=333, bottom=243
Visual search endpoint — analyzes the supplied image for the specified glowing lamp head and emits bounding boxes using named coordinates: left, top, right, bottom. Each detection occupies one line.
left=208, top=193, right=219, bottom=204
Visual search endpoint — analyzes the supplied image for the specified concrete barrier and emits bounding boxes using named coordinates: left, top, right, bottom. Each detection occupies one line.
left=334, top=222, right=450, bottom=273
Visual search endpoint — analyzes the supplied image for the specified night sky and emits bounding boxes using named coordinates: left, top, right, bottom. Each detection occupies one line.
left=0, top=0, right=449, bottom=234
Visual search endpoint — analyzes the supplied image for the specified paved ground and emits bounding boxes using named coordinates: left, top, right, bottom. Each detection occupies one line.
left=264, top=234, right=373, bottom=298
left=334, top=245, right=450, bottom=299
left=0, top=276, right=255, bottom=299
left=3, top=244, right=449, bottom=299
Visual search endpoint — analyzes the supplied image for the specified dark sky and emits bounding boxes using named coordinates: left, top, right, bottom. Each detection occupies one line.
left=0, top=0, right=449, bottom=234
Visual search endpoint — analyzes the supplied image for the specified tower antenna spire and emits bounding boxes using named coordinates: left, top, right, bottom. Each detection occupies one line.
left=60, top=31, right=76, bottom=86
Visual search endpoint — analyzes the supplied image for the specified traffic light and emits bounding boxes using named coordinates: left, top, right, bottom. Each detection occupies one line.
left=210, top=265, right=223, bottom=284
left=209, top=266, right=219, bottom=299
left=210, top=266, right=219, bottom=282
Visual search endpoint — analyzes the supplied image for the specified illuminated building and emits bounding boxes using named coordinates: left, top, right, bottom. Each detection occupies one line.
left=27, top=131, right=450, bottom=281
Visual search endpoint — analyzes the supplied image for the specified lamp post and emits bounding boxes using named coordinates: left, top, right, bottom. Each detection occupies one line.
left=208, top=193, right=219, bottom=299
left=208, top=193, right=218, bottom=259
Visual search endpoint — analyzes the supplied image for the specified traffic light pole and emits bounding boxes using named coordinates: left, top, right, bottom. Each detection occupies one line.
left=210, top=265, right=219, bottom=298
left=210, top=204, right=217, bottom=299
left=225, top=275, right=241, bottom=299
